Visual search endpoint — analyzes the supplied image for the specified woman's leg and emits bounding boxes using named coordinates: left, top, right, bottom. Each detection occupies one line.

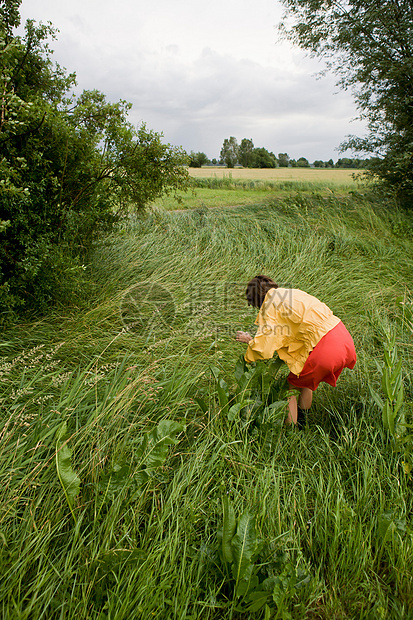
left=286, top=388, right=313, bottom=425
left=286, top=393, right=298, bottom=425
left=298, top=387, right=313, bottom=410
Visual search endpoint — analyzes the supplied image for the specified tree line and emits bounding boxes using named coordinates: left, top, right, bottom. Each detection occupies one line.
left=189, top=138, right=374, bottom=169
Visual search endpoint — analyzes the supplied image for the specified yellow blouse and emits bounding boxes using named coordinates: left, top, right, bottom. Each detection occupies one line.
left=245, top=288, right=341, bottom=376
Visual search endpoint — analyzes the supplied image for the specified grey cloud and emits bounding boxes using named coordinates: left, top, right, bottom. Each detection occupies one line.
left=118, top=48, right=365, bottom=160
left=20, top=4, right=366, bottom=161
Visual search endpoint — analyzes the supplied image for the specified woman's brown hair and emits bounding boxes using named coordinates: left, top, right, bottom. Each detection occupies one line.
left=245, top=275, right=278, bottom=308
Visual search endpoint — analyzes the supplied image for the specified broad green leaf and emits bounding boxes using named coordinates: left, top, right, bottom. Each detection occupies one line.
left=267, top=401, right=288, bottom=412
left=98, top=464, right=131, bottom=500
left=234, top=355, right=247, bottom=381
left=394, top=384, right=404, bottom=416
left=99, top=420, right=183, bottom=508
left=194, top=396, right=208, bottom=413
left=231, top=511, right=259, bottom=586
left=217, top=378, right=229, bottom=411
left=238, top=369, right=256, bottom=393
left=228, top=402, right=242, bottom=422
left=55, top=422, right=81, bottom=510
left=139, top=420, right=183, bottom=471
left=210, top=365, right=221, bottom=381
left=369, top=385, right=384, bottom=409
left=377, top=511, right=406, bottom=544
left=245, top=589, right=272, bottom=612
left=235, top=565, right=257, bottom=598
left=391, top=358, right=403, bottom=384
left=382, top=401, right=391, bottom=431
left=221, top=496, right=236, bottom=563
left=388, top=403, right=396, bottom=435
left=383, top=348, right=392, bottom=368
left=381, top=369, right=392, bottom=401
left=267, top=357, right=284, bottom=373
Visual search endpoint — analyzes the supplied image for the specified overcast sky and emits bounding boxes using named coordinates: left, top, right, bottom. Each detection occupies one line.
left=19, top=0, right=367, bottom=162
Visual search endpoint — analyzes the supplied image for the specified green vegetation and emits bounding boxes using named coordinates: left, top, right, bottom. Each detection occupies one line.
left=220, top=137, right=278, bottom=169
left=279, top=0, right=413, bottom=205
left=189, top=151, right=210, bottom=168
left=1, top=188, right=412, bottom=618
left=154, top=171, right=362, bottom=210
left=2, top=2, right=413, bottom=617
left=0, top=1, right=189, bottom=319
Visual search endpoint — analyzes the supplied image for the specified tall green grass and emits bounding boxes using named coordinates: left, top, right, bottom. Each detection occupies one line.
left=1, top=192, right=412, bottom=618
left=152, top=172, right=364, bottom=210
left=190, top=174, right=359, bottom=193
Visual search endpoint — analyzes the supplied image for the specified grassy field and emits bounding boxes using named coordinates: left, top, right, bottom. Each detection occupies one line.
left=188, top=167, right=359, bottom=183
left=1, top=188, right=413, bottom=618
left=154, top=167, right=366, bottom=210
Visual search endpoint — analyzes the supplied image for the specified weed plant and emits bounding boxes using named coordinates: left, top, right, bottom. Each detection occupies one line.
left=0, top=191, right=413, bottom=618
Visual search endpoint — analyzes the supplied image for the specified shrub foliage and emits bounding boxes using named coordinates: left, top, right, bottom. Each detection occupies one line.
left=279, top=0, right=413, bottom=206
left=0, top=1, right=190, bottom=319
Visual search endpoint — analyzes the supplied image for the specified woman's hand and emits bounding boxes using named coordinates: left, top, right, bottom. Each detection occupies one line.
left=236, top=331, right=253, bottom=343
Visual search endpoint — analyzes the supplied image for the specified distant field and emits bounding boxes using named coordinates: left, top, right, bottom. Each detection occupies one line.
left=188, top=166, right=361, bottom=183
left=153, top=166, right=366, bottom=210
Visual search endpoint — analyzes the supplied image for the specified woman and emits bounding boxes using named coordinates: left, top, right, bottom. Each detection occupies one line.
left=236, top=275, right=357, bottom=427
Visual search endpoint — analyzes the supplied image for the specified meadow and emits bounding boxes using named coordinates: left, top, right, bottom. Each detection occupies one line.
left=155, top=167, right=365, bottom=210
left=188, top=167, right=358, bottom=183
left=1, top=177, right=413, bottom=618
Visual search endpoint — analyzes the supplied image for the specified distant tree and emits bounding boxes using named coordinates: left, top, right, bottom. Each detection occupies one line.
left=336, top=158, right=354, bottom=168
left=335, top=157, right=368, bottom=169
left=327, top=159, right=334, bottom=168
left=297, top=157, right=310, bottom=168
left=313, top=160, right=325, bottom=168
left=189, top=151, right=210, bottom=167
left=220, top=137, right=239, bottom=167
left=250, top=148, right=277, bottom=168
left=279, top=0, right=413, bottom=205
left=211, top=158, right=217, bottom=165
left=238, top=138, right=255, bottom=167
left=278, top=153, right=290, bottom=167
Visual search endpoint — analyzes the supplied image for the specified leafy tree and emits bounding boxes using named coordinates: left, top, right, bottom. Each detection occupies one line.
left=189, top=151, right=209, bottom=167
left=220, top=137, right=239, bottom=168
left=279, top=0, right=413, bottom=205
left=335, top=157, right=370, bottom=169
left=277, top=153, right=290, bottom=168
left=0, top=2, right=190, bottom=318
left=296, top=157, right=310, bottom=168
left=250, top=147, right=277, bottom=169
left=313, top=160, right=325, bottom=168
left=238, top=138, right=254, bottom=167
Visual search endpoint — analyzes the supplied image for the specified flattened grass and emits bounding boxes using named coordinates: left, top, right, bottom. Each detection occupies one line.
left=1, top=191, right=412, bottom=618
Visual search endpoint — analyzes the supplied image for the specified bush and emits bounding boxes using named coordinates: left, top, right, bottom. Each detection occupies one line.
left=0, top=4, right=190, bottom=320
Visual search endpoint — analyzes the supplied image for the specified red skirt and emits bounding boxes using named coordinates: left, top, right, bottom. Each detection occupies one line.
left=287, top=321, right=356, bottom=391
